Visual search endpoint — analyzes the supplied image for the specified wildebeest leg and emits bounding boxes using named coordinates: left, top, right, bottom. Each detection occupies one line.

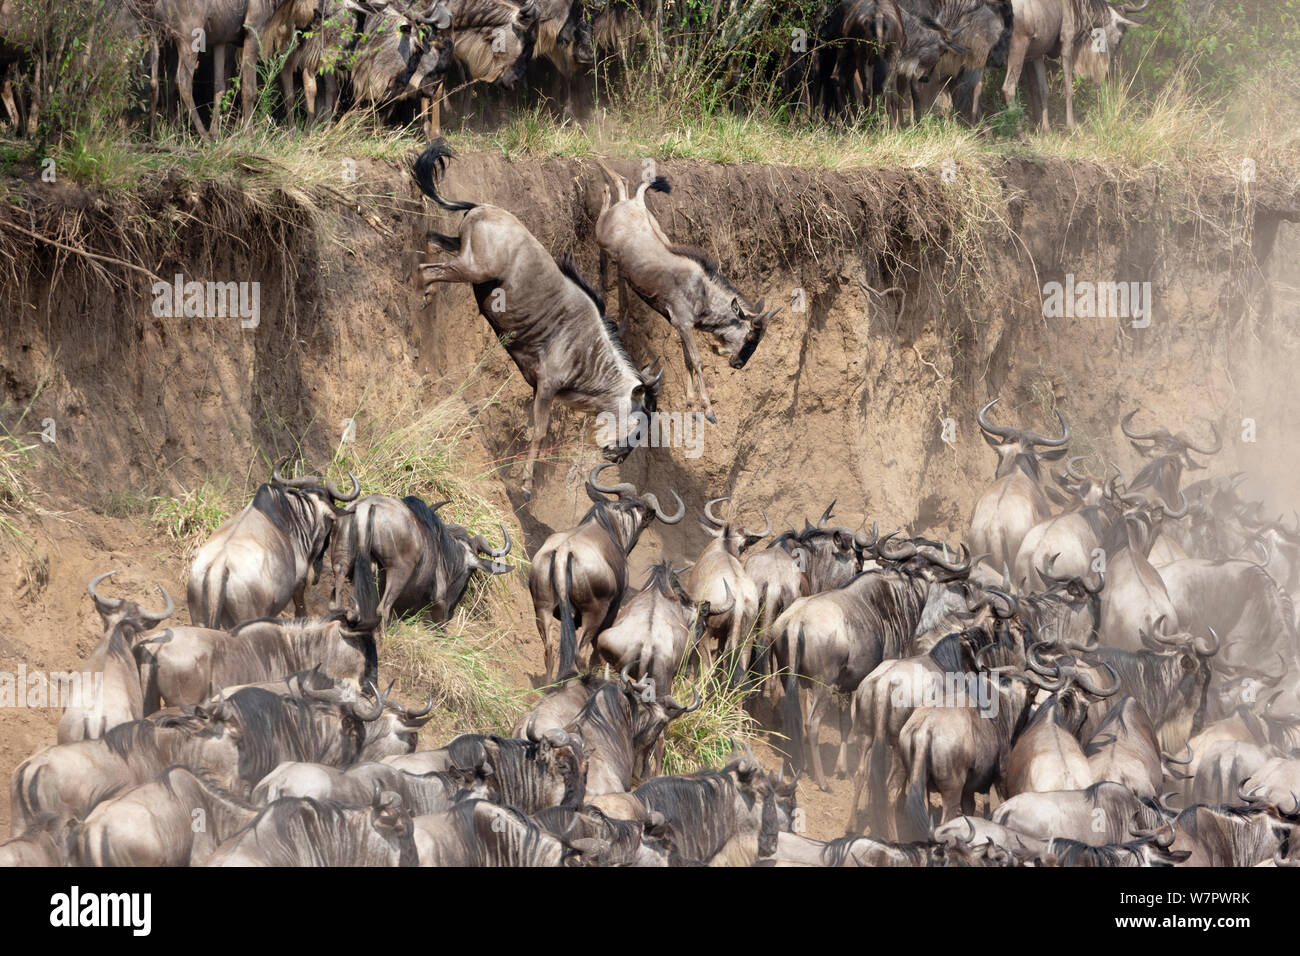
left=522, top=384, right=557, bottom=500
left=147, top=39, right=160, bottom=138
left=176, top=42, right=211, bottom=142
left=1060, top=43, right=1077, bottom=131
left=938, top=785, right=962, bottom=826
left=302, top=70, right=318, bottom=128
left=672, top=318, right=717, bottom=424
left=833, top=699, right=853, bottom=776
left=1000, top=30, right=1028, bottom=112
left=806, top=685, right=832, bottom=791
left=535, top=605, right=554, bottom=678
left=239, top=26, right=261, bottom=126
left=960, top=789, right=976, bottom=818
left=292, top=578, right=308, bottom=618
left=579, top=599, right=611, bottom=670
left=1030, top=58, right=1049, bottom=131
left=212, top=43, right=229, bottom=135
left=322, top=72, right=338, bottom=124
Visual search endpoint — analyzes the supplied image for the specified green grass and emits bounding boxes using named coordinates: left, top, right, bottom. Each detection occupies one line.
left=148, top=478, right=236, bottom=561
left=661, top=652, right=766, bottom=777
left=380, top=610, right=528, bottom=736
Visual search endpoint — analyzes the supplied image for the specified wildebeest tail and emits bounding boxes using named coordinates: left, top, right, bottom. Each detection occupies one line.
left=556, top=553, right=580, bottom=680
left=782, top=628, right=805, bottom=772
left=198, top=564, right=228, bottom=630
left=411, top=138, right=477, bottom=213
left=901, top=738, right=933, bottom=843
left=352, top=549, right=381, bottom=686
left=647, top=176, right=670, bottom=193
left=865, top=714, right=892, bottom=838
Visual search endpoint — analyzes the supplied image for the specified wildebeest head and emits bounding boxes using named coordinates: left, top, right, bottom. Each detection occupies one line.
left=977, top=399, right=1070, bottom=480
left=431, top=503, right=515, bottom=577
left=585, top=463, right=685, bottom=535
left=553, top=0, right=594, bottom=68
left=616, top=668, right=703, bottom=779
left=795, top=501, right=863, bottom=591
left=1074, top=0, right=1149, bottom=83
left=455, top=0, right=539, bottom=88
left=87, top=571, right=174, bottom=639
left=871, top=531, right=974, bottom=584
left=697, top=263, right=780, bottom=370
left=700, top=496, right=770, bottom=555
left=1121, top=409, right=1221, bottom=505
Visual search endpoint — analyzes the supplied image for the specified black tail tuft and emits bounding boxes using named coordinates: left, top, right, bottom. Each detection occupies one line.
left=648, top=175, right=671, bottom=194
left=426, top=229, right=462, bottom=252
left=556, top=553, right=580, bottom=680
left=782, top=628, right=805, bottom=772
left=411, top=138, right=477, bottom=212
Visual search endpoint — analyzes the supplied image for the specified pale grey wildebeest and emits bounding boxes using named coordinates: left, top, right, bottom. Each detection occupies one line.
left=593, top=161, right=779, bottom=424
left=58, top=572, right=175, bottom=744
left=188, top=457, right=360, bottom=629
left=531, top=464, right=685, bottom=679
left=412, top=138, right=663, bottom=500
left=1000, top=0, right=1148, bottom=130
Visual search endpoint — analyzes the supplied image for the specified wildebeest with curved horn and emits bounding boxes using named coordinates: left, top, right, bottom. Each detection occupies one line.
left=594, top=162, right=780, bottom=424
left=329, top=493, right=512, bottom=629
left=773, top=530, right=974, bottom=790
left=968, top=398, right=1070, bottom=573
left=686, top=496, right=768, bottom=679
left=412, top=138, right=663, bottom=500
left=530, top=463, right=684, bottom=679
left=188, top=457, right=360, bottom=630
left=594, top=562, right=717, bottom=693
left=58, top=572, right=174, bottom=744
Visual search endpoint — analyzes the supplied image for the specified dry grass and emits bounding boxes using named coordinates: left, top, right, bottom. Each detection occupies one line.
left=661, top=653, right=766, bottom=776
left=380, top=606, right=529, bottom=736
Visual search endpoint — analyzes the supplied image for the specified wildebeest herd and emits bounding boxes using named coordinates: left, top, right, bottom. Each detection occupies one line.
left=2, top=132, right=1297, bottom=866
left=0, top=0, right=1151, bottom=141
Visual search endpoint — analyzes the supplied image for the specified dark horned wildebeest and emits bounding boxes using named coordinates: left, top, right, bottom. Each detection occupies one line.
left=542, top=671, right=701, bottom=796
left=512, top=671, right=612, bottom=739
left=687, top=496, right=768, bottom=677
left=594, top=162, right=779, bottom=423
left=912, top=0, right=1013, bottom=123
left=529, top=0, right=594, bottom=116
left=1120, top=408, right=1221, bottom=509
left=329, top=493, right=511, bottom=629
left=1041, top=824, right=1189, bottom=867
left=1013, top=460, right=1116, bottom=591
left=412, top=139, right=663, bottom=500
left=205, top=790, right=418, bottom=866
left=138, top=575, right=379, bottom=711
left=58, top=572, right=174, bottom=744
left=795, top=502, right=868, bottom=593
left=75, top=766, right=258, bottom=866
left=1097, top=500, right=1184, bottom=651
left=968, top=398, right=1070, bottom=573
left=629, top=754, right=797, bottom=866
left=774, top=532, right=974, bottom=790
left=349, top=2, right=457, bottom=117
left=443, top=0, right=539, bottom=87
left=188, top=458, right=360, bottom=630
left=1001, top=0, right=1148, bottom=130
left=594, top=562, right=715, bottom=693
left=530, top=464, right=684, bottom=679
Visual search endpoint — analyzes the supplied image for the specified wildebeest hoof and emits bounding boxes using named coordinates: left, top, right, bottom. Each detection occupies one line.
left=521, top=486, right=532, bottom=502
left=705, top=411, right=717, bottom=425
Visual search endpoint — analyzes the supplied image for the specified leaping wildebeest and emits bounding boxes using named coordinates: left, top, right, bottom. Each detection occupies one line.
left=57, top=572, right=174, bottom=744
left=329, top=493, right=512, bottom=629
left=412, top=138, right=663, bottom=499
left=188, top=458, right=360, bottom=630
left=968, top=398, right=1070, bottom=574
left=594, top=162, right=779, bottom=424
left=530, top=464, right=685, bottom=679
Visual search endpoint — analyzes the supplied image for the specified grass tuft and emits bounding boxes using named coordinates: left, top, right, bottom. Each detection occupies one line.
left=380, top=610, right=527, bottom=736
left=661, top=654, right=766, bottom=777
